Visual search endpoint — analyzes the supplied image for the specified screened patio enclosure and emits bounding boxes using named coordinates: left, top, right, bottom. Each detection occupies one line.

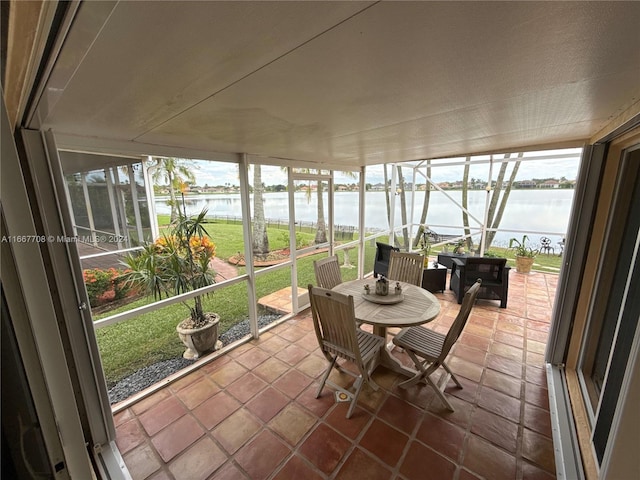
left=368, top=150, right=581, bottom=258
left=76, top=146, right=579, bottom=409
left=59, top=151, right=158, bottom=254
left=68, top=147, right=581, bottom=272
left=4, top=1, right=640, bottom=479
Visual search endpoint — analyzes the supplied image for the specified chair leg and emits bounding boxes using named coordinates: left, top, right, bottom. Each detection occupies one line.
left=316, top=357, right=337, bottom=399
left=363, top=359, right=380, bottom=392
left=397, top=350, right=430, bottom=388
left=345, top=365, right=380, bottom=418
left=426, top=374, right=455, bottom=411
left=398, top=351, right=456, bottom=411
left=346, top=376, right=364, bottom=419
left=442, top=362, right=462, bottom=388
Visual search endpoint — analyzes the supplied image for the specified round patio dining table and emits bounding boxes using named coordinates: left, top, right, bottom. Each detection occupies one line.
left=332, top=278, right=440, bottom=376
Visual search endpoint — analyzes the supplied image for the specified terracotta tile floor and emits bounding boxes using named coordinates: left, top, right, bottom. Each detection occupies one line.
left=114, top=271, right=558, bottom=479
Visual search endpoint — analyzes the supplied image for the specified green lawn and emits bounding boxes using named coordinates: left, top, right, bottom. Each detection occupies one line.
left=95, top=220, right=559, bottom=386
left=96, top=221, right=378, bottom=386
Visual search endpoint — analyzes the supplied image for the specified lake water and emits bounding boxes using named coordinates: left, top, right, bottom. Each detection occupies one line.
left=156, top=189, right=574, bottom=247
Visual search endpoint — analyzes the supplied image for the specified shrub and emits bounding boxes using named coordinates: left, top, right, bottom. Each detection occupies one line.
left=122, top=208, right=217, bottom=328
left=278, top=230, right=306, bottom=249
left=112, top=269, right=133, bottom=300
left=84, top=269, right=112, bottom=306
left=83, top=268, right=132, bottom=307
left=82, top=268, right=130, bottom=307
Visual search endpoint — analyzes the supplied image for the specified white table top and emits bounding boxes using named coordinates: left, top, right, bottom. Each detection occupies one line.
left=333, top=278, right=440, bottom=329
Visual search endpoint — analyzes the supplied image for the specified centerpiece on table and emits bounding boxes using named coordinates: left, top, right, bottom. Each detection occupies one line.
left=122, top=204, right=220, bottom=359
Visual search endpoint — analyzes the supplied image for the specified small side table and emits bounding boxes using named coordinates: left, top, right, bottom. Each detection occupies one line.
left=422, top=263, right=447, bottom=292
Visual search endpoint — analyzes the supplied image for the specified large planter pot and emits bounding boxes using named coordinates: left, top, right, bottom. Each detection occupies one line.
left=515, top=255, right=535, bottom=274
left=176, top=313, right=221, bottom=359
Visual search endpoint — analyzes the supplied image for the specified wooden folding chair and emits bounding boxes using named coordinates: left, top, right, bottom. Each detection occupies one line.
left=392, top=279, right=482, bottom=411
left=387, top=251, right=424, bottom=286
left=308, top=285, right=385, bottom=418
left=313, top=255, right=342, bottom=289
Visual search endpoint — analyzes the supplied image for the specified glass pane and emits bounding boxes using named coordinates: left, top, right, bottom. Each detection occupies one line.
left=334, top=169, right=360, bottom=248
left=293, top=177, right=328, bottom=247
left=333, top=247, right=360, bottom=283
left=256, top=266, right=304, bottom=317
left=488, top=152, right=579, bottom=250
left=391, top=164, right=416, bottom=250
left=247, top=163, right=290, bottom=262
left=154, top=159, right=250, bottom=281
left=420, top=159, right=474, bottom=244
left=364, top=165, right=390, bottom=235
left=579, top=153, right=640, bottom=417
left=66, top=173, right=89, bottom=229
left=65, top=164, right=150, bottom=250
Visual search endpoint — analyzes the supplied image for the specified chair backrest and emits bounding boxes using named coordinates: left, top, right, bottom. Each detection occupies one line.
left=387, top=251, right=424, bottom=286
left=307, top=285, right=363, bottom=365
left=439, top=279, right=482, bottom=361
left=375, top=242, right=398, bottom=262
left=460, top=257, right=507, bottom=284
left=314, top=255, right=342, bottom=289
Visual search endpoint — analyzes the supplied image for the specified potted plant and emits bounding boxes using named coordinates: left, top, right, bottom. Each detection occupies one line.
left=454, top=238, right=466, bottom=255
left=123, top=206, right=220, bottom=359
left=508, top=235, right=539, bottom=274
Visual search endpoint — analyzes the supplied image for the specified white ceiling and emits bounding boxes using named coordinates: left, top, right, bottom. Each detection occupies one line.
left=34, top=1, right=640, bottom=168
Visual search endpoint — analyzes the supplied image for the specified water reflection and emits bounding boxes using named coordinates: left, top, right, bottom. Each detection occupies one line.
left=156, top=190, right=574, bottom=245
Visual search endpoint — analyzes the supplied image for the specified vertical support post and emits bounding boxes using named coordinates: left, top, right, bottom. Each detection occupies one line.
left=239, top=154, right=259, bottom=338
left=287, top=167, right=299, bottom=313
left=480, top=156, right=494, bottom=256
left=61, top=172, right=78, bottom=236
left=81, top=172, right=97, bottom=246
left=389, top=164, right=397, bottom=246
left=105, top=167, right=123, bottom=249
left=112, top=169, right=129, bottom=247
left=128, top=164, right=144, bottom=245
left=358, top=166, right=366, bottom=279
left=328, top=172, right=334, bottom=256
left=410, top=166, right=417, bottom=250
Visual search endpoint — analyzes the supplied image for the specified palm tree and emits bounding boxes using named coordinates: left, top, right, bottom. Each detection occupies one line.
left=284, top=168, right=333, bottom=245
left=484, top=153, right=522, bottom=248
left=381, top=165, right=411, bottom=250
left=252, top=164, right=269, bottom=257
left=459, top=153, right=523, bottom=251
left=314, top=179, right=328, bottom=244
left=461, top=156, right=473, bottom=251
left=152, top=157, right=196, bottom=224
left=396, top=166, right=410, bottom=249
left=412, top=161, right=433, bottom=248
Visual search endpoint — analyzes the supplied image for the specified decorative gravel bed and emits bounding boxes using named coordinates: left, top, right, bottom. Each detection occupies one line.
left=108, top=314, right=282, bottom=404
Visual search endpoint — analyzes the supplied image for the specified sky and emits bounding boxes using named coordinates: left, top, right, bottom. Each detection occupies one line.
left=175, top=148, right=582, bottom=187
